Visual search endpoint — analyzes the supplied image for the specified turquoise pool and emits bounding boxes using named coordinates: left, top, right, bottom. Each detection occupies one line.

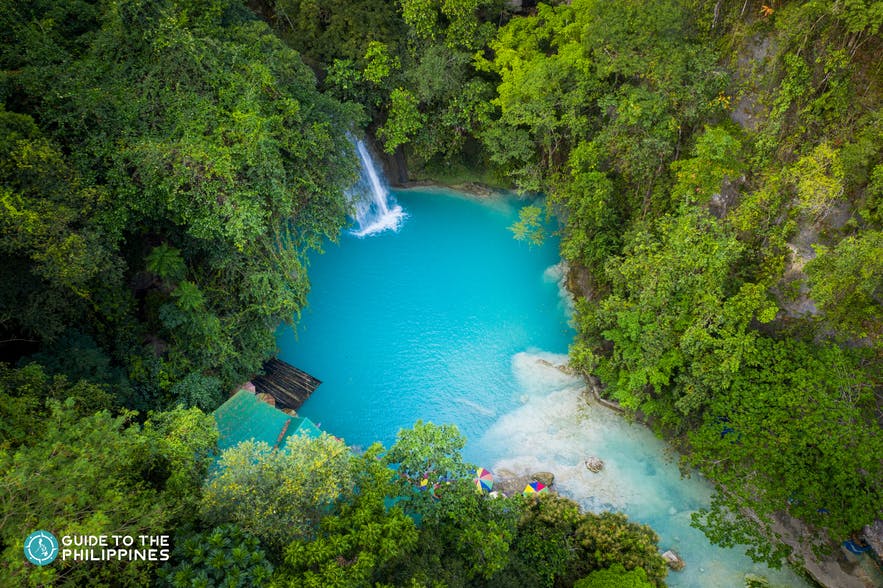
left=277, top=187, right=808, bottom=588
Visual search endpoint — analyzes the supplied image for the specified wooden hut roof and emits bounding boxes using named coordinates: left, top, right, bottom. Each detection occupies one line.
left=252, top=358, right=321, bottom=410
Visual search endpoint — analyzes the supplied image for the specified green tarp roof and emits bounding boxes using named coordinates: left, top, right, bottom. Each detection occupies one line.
left=214, top=389, right=322, bottom=453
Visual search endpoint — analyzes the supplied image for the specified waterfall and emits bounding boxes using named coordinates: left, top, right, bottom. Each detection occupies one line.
left=347, top=139, right=405, bottom=237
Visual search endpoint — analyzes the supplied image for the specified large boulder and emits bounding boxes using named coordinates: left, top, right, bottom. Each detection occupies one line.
left=531, top=472, right=555, bottom=486
left=662, top=550, right=685, bottom=571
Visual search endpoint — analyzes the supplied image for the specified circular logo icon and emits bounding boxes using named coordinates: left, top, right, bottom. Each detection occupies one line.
left=23, top=530, right=59, bottom=566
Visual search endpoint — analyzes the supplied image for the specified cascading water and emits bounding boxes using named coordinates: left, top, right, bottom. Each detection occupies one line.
left=348, top=139, right=405, bottom=237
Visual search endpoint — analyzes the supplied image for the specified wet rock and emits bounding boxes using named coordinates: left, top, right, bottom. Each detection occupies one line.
left=662, top=550, right=685, bottom=571
left=584, top=456, right=605, bottom=473
left=531, top=472, right=555, bottom=486
left=493, top=470, right=530, bottom=497
left=536, top=358, right=576, bottom=375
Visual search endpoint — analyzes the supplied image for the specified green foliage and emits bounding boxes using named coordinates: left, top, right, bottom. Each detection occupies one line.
left=25, top=330, right=133, bottom=406
left=384, top=420, right=470, bottom=486
left=788, top=142, right=845, bottom=221
left=482, top=2, right=599, bottom=190
left=549, top=144, right=621, bottom=271
left=498, top=494, right=667, bottom=587
left=583, top=209, right=777, bottom=426
left=0, top=107, right=124, bottom=342
left=159, top=524, right=274, bottom=588
left=363, top=41, right=398, bottom=85
left=571, top=511, right=668, bottom=584
left=501, top=493, right=581, bottom=585
left=170, top=371, right=224, bottom=412
left=573, top=563, right=654, bottom=588
left=404, top=43, right=495, bottom=163
left=0, top=362, right=113, bottom=447
left=270, top=0, right=406, bottom=67
left=276, top=445, right=419, bottom=588
left=0, top=400, right=216, bottom=586
left=833, top=0, right=883, bottom=35
left=400, top=0, right=502, bottom=51
left=689, top=338, right=882, bottom=561
left=379, top=88, right=425, bottom=154
left=484, top=0, right=726, bottom=206
left=806, top=230, right=883, bottom=344
left=201, top=435, right=354, bottom=551
left=510, top=204, right=546, bottom=246
left=147, top=244, right=187, bottom=283
left=670, top=126, right=743, bottom=207
left=2, top=0, right=359, bottom=403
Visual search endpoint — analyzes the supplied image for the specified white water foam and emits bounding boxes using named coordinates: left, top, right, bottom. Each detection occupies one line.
left=348, top=139, right=405, bottom=237
left=542, top=262, right=576, bottom=323
left=474, top=351, right=810, bottom=588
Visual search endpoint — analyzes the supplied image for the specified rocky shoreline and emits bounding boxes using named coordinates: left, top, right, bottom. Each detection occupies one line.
left=395, top=178, right=515, bottom=200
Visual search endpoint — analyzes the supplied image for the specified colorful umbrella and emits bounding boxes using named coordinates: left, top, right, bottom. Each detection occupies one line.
left=523, top=481, right=548, bottom=495
left=473, top=468, right=494, bottom=492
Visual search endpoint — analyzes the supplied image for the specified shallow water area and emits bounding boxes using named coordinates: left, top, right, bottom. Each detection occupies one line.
left=479, top=353, right=808, bottom=588
left=277, top=187, right=808, bottom=587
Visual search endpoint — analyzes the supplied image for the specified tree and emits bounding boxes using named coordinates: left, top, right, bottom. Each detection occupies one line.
left=788, top=143, right=845, bottom=221
left=806, top=230, right=883, bottom=345
left=497, top=494, right=667, bottom=587
left=573, top=563, right=654, bottom=588
left=2, top=0, right=360, bottom=404
left=159, top=524, right=274, bottom=588
left=146, top=244, right=187, bottom=283
left=670, top=125, right=743, bottom=207
left=689, top=338, right=883, bottom=564
left=380, top=423, right=517, bottom=586
left=201, top=435, right=354, bottom=551
left=0, top=362, right=113, bottom=448
left=577, top=209, right=778, bottom=427
left=0, top=107, right=124, bottom=343
left=0, top=400, right=216, bottom=586
left=399, top=0, right=503, bottom=51
left=276, top=445, right=418, bottom=587
left=384, top=420, right=470, bottom=488
left=378, top=88, right=425, bottom=154
left=509, top=204, right=546, bottom=246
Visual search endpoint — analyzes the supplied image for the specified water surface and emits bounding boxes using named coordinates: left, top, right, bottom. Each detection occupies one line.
left=277, top=188, right=807, bottom=587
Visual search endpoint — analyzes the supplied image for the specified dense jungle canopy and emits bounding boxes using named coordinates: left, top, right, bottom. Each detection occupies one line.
left=0, top=0, right=881, bottom=586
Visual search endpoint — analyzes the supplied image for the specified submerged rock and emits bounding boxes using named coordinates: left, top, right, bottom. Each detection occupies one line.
left=662, top=550, right=686, bottom=571
left=585, top=456, right=605, bottom=473
left=535, top=357, right=576, bottom=375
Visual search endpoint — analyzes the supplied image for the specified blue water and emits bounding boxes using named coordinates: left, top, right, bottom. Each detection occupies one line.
left=279, top=188, right=571, bottom=451
left=277, top=187, right=808, bottom=588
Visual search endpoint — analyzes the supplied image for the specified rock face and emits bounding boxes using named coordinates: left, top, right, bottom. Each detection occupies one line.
left=493, top=470, right=557, bottom=496
left=535, top=358, right=576, bottom=375
left=584, top=457, right=604, bottom=473
left=531, top=472, right=555, bottom=486
left=862, top=520, right=883, bottom=560
left=662, top=550, right=686, bottom=571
